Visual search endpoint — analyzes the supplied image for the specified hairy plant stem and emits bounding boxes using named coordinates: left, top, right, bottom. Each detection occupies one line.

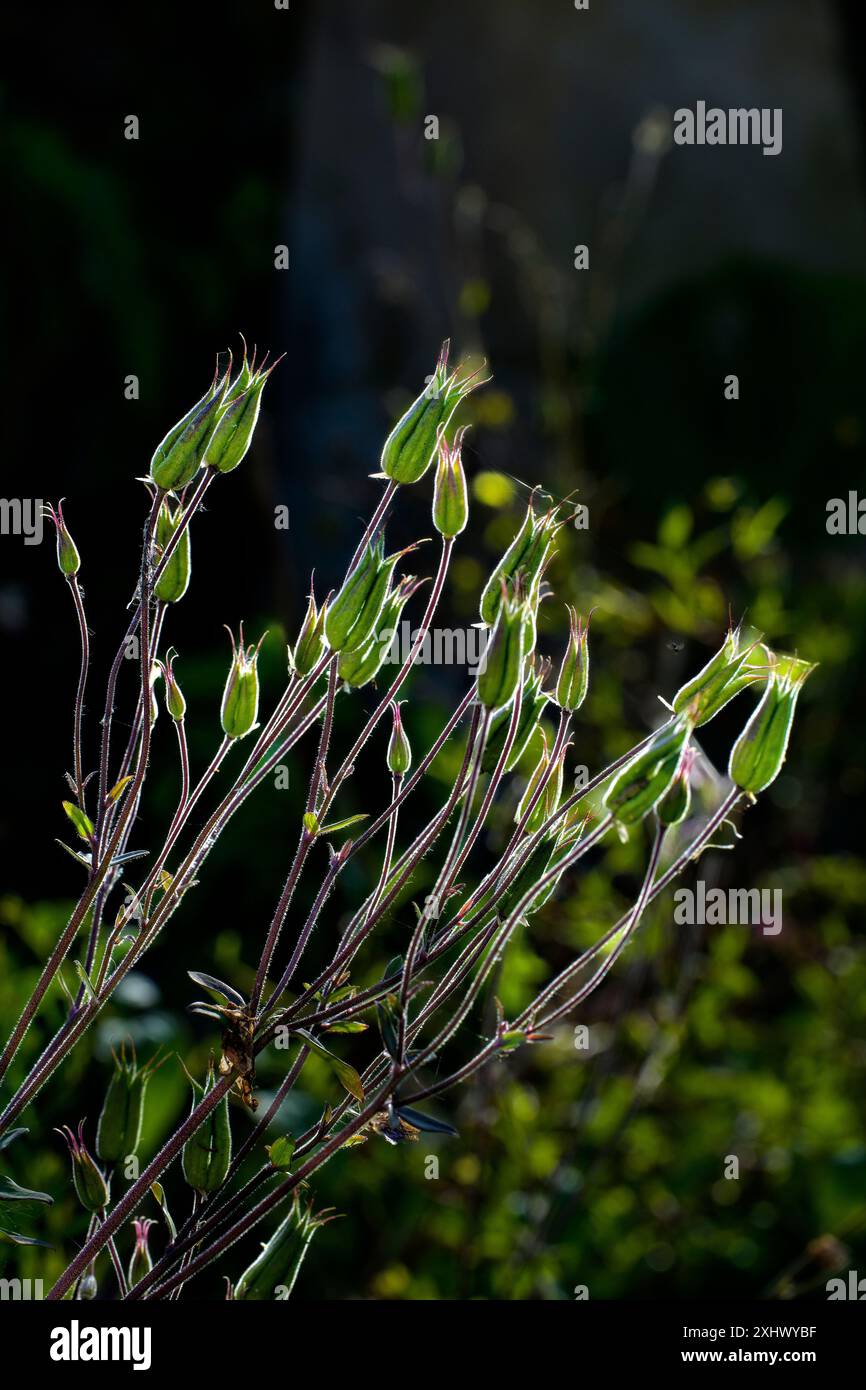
left=0, top=495, right=161, bottom=1097
left=17, top=412, right=769, bottom=1309
left=128, top=1084, right=393, bottom=1300
left=513, top=787, right=744, bottom=1028
left=126, top=784, right=730, bottom=1305
left=47, top=1069, right=237, bottom=1299
left=0, top=697, right=327, bottom=1131
left=262, top=702, right=483, bottom=1041
left=536, top=818, right=666, bottom=1028
left=66, top=574, right=90, bottom=810
left=250, top=658, right=340, bottom=1012
left=316, top=536, right=454, bottom=818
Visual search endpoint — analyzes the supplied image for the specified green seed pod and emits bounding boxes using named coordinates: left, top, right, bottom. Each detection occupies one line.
left=478, top=504, right=536, bottom=627
left=672, top=626, right=762, bottom=727
left=342, top=553, right=400, bottom=653
left=327, top=539, right=417, bottom=655
left=657, top=746, right=697, bottom=827
left=325, top=541, right=382, bottom=652
left=96, top=1043, right=156, bottom=1163
left=337, top=575, right=423, bottom=689
left=56, top=1122, right=111, bottom=1213
left=432, top=429, right=469, bottom=538
left=291, top=581, right=328, bottom=677
left=337, top=635, right=384, bottom=689
left=476, top=589, right=528, bottom=711
left=386, top=701, right=412, bottom=775
left=501, top=835, right=562, bottom=917
left=728, top=660, right=815, bottom=794
left=222, top=335, right=255, bottom=403
left=221, top=624, right=265, bottom=740
left=153, top=497, right=191, bottom=603
left=155, top=651, right=186, bottom=722
left=204, top=354, right=280, bottom=474
left=448, top=823, right=560, bottom=931
left=234, top=1195, right=332, bottom=1301
left=150, top=364, right=229, bottom=491
left=605, top=719, right=692, bottom=826
left=381, top=341, right=485, bottom=486
left=181, top=1061, right=232, bottom=1196
left=518, top=513, right=556, bottom=582
left=522, top=572, right=543, bottom=661
left=127, top=1218, right=155, bottom=1289
left=556, top=606, right=591, bottom=712
left=44, top=500, right=80, bottom=576
left=481, top=657, right=550, bottom=774
left=479, top=494, right=566, bottom=628
left=516, top=732, right=564, bottom=835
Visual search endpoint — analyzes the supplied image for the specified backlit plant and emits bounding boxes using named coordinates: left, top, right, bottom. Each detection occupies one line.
left=0, top=342, right=814, bottom=1299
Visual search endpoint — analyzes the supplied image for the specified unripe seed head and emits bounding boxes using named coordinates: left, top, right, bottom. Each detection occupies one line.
left=672, top=625, right=763, bottom=727
left=432, top=428, right=469, bottom=538
left=43, top=500, right=80, bottom=576
left=556, top=606, right=591, bottom=712
left=386, top=701, right=412, bottom=775
left=605, top=718, right=692, bottom=826
left=291, top=580, right=328, bottom=677
left=325, top=541, right=382, bottom=652
left=153, top=497, right=191, bottom=603
left=381, top=341, right=486, bottom=486
left=96, top=1042, right=155, bottom=1163
left=181, top=1060, right=232, bottom=1195
left=482, top=656, right=550, bottom=774
left=150, top=364, right=229, bottom=491
left=516, top=732, right=565, bottom=835
left=204, top=351, right=281, bottom=474
left=337, top=575, right=424, bottom=688
left=220, top=624, right=265, bottom=740
left=728, top=658, right=815, bottom=794
left=127, top=1218, right=155, bottom=1288
left=234, top=1194, right=332, bottom=1300
left=56, top=1122, right=111, bottom=1213
left=479, top=492, right=565, bottom=627
left=476, top=586, right=528, bottom=711
left=155, top=651, right=187, bottom=722
left=326, top=538, right=418, bottom=654
left=657, top=744, right=697, bottom=826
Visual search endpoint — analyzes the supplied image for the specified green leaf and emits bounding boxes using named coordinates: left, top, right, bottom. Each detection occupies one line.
left=323, top=985, right=357, bottom=1005
left=303, top=812, right=319, bottom=835
left=107, top=775, right=134, bottom=803
left=55, top=839, right=91, bottom=868
left=296, top=1030, right=365, bottom=1102
left=0, top=1128, right=28, bottom=1154
left=265, top=1135, right=295, bottom=1171
left=187, top=971, right=246, bottom=1008
left=330, top=1058, right=365, bottom=1102
left=395, top=1105, right=458, bottom=1137
left=376, top=994, right=401, bottom=1060
left=150, top=1181, right=177, bottom=1241
left=62, top=800, right=94, bottom=842
left=323, top=1021, right=368, bottom=1034
left=0, top=1227, right=53, bottom=1248
left=74, top=960, right=98, bottom=1003
left=0, top=1175, right=53, bottom=1204
left=318, top=814, right=369, bottom=836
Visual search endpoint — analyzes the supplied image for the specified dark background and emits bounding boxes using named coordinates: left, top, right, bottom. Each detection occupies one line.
left=2, top=0, right=866, bottom=1300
